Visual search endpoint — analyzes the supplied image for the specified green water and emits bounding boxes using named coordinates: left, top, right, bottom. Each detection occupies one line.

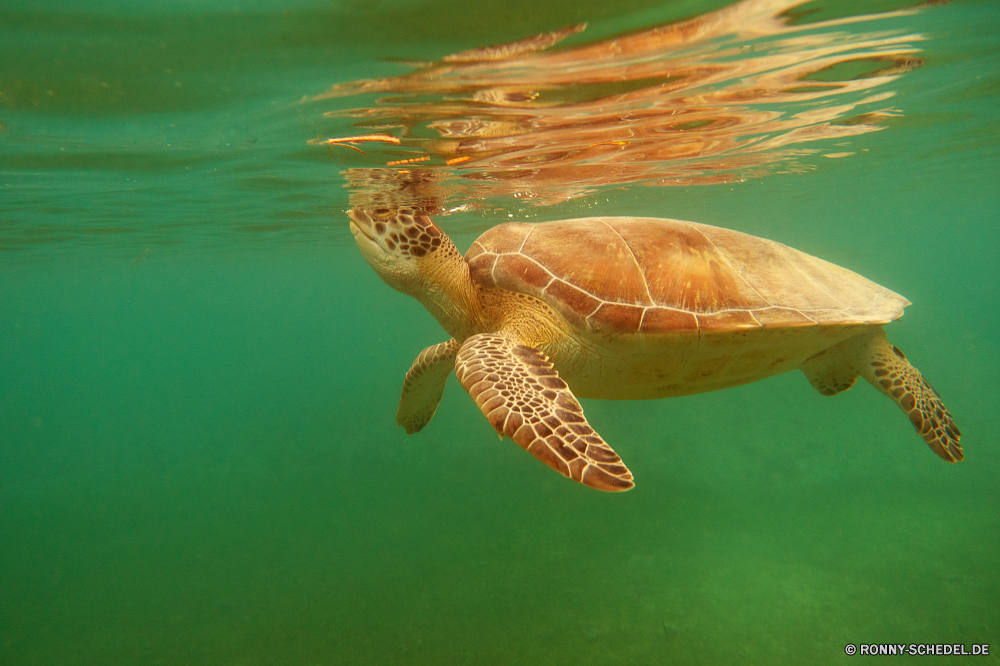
left=1, top=1, right=998, bottom=664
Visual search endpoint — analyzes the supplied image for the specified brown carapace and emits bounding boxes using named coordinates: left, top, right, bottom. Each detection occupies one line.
left=349, top=208, right=962, bottom=491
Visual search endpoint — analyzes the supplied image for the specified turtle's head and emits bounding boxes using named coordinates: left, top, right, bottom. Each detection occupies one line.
left=348, top=207, right=458, bottom=296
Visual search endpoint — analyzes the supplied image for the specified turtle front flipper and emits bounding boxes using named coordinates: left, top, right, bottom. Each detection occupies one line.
left=455, top=333, right=634, bottom=492
left=398, top=339, right=460, bottom=434
left=839, top=330, right=963, bottom=462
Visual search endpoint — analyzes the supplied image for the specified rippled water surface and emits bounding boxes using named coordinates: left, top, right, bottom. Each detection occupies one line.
left=1, top=0, right=998, bottom=664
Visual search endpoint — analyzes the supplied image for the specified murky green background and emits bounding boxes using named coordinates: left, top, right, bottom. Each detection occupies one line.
left=1, top=1, right=997, bottom=664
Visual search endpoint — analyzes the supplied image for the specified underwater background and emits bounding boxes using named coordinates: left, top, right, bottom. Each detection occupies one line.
left=1, top=0, right=997, bottom=664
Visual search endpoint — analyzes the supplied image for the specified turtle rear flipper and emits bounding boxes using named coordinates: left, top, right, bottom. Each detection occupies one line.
left=856, top=332, right=962, bottom=462
left=816, top=330, right=963, bottom=462
left=455, top=333, right=634, bottom=492
left=801, top=347, right=860, bottom=396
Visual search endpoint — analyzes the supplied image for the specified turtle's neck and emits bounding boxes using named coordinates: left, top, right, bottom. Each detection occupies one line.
left=414, top=248, right=484, bottom=342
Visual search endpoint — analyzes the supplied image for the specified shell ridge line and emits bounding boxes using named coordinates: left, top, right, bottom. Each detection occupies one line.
left=871, top=288, right=884, bottom=310
left=512, top=224, right=564, bottom=292
left=752, top=305, right=867, bottom=316
left=600, top=219, right=655, bottom=306
left=870, top=287, right=904, bottom=318
left=520, top=254, right=559, bottom=288
left=684, top=221, right=773, bottom=313
left=517, top=224, right=535, bottom=254
left=581, top=291, right=609, bottom=327
left=697, top=304, right=841, bottom=316
left=521, top=226, right=609, bottom=310
left=794, top=308, right=819, bottom=324
left=747, top=305, right=819, bottom=324
left=785, top=255, right=850, bottom=312
left=487, top=252, right=500, bottom=285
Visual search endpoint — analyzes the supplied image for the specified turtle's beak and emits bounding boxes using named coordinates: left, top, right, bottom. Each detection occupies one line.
left=348, top=209, right=373, bottom=240
left=347, top=209, right=387, bottom=267
left=348, top=209, right=380, bottom=252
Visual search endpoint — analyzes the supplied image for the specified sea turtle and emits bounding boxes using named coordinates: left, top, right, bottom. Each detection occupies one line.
left=348, top=208, right=962, bottom=491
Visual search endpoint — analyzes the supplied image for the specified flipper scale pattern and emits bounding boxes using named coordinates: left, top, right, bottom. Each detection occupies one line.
left=456, top=333, right=634, bottom=491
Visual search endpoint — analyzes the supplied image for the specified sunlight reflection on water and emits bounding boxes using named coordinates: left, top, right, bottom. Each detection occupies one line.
left=315, top=0, right=927, bottom=214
